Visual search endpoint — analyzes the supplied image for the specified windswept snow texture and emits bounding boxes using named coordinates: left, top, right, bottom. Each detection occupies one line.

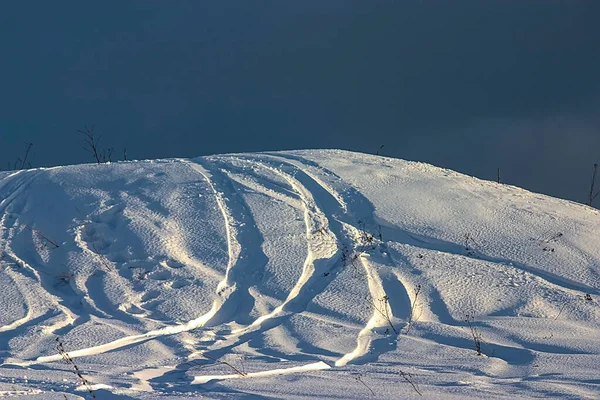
left=0, top=150, right=599, bottom=399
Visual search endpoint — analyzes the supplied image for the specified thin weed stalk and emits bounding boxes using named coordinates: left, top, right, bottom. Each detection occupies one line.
left=26, top=226, right=60, bottom=249
left=368, top=294, right=398, bottom=335
left=403, top=284, right=422, bottom=334
left=56, top=338, right=96, bottom=399
left=399, top=370, right=422, bottom=396
left=355, top=373, right=375, bottom=396
left=464, top=314, right=483, bottom=356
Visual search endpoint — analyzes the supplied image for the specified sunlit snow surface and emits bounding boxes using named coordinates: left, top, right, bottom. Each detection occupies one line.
left=0, top=150, right=598, bottom=399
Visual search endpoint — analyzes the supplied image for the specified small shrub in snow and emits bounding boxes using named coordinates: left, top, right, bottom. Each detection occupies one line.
left=463, top=233, right=479, bottom=257
left=12, top=142, right=33, bottom=170
left=535, top=232, right=563, bottom=252
left=369, top=294, right=398, bottom=335
left=78, top=126, right=102, bottom=164
left=79, top=126, right=115, bottom=164
left=403, top=284, right=422, bottom=334
left=464, top=313, right=483, bottom=356
left=357, top=220, right=376, bottom=249
left=57, top=273, right=74, bottom=285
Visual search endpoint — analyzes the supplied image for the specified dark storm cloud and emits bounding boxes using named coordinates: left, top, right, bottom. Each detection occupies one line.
left=1, top=1, right=599, bottom=203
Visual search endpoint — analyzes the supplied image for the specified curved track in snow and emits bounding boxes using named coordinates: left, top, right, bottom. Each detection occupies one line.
left=0, top=151, right=599, bottom=399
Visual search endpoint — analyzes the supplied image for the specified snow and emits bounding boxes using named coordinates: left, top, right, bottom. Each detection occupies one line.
left=0, top=150, right=598, bottom=399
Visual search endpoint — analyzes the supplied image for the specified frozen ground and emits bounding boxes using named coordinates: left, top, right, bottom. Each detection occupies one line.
left=0, top=150, right=598, bottom=399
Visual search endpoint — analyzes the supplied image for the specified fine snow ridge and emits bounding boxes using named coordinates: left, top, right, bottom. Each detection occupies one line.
left=0, top=150, right=599, bottom=399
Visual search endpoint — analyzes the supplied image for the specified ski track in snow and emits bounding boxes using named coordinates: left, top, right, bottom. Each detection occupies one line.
left=0, top=170, right=78, bottom=337
left=228, top=154, right=410, bottom=367
left=0, top=151, right=599, bottom=399
left=12, top=161, right=241, bottom=365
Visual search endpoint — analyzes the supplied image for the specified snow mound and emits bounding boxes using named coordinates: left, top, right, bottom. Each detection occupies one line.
left=0, top=150, right=598, bottom=399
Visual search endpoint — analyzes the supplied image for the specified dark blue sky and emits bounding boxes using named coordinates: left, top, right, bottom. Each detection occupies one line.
left=1, top=1, right=599, bottom=203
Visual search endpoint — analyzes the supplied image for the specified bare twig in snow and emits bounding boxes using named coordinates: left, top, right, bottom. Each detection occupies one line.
left=464, top=313, right=483, bottom=356
left=91, top=244, right=113, bottom=272
left=369, top=294, right=398, bottom=335
left=357, top=220, right=376, bottom=249
left=554, top=301, right=569, bottom=320
left=355, top=373, right=375, bottom=396
left=403, top=284, right=422, bottom=334
left=464, top=233, right=480, bottom=257
left=588, top=163, right=599, bottom=207
left=78, top=125, right=102, bottom=164
left=20, top=143, right=33, bottom=170
left=200, top=354, right=248, bottom=377
left=56, top=338, right=96, bottom=399
left=25, top=226, right=60, bottom=249
left=399, top=370, right=422, bottom=396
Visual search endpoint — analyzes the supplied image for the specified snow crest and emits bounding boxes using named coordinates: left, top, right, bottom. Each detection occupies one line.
left=0, top=150, right=598, bottom=399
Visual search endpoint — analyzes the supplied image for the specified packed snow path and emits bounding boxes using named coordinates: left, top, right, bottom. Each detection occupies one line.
left=0, top=150, right=598, bottom=399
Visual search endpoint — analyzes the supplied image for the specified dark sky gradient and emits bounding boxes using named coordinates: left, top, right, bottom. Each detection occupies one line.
left=1, top=1, right=599, bottom=203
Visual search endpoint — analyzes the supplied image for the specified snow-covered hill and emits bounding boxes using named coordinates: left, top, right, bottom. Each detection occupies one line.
left=0, top=150, right=598, bottom=399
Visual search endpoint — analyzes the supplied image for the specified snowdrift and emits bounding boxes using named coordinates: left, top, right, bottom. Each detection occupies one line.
left=0, top=150, right=598, bottom=399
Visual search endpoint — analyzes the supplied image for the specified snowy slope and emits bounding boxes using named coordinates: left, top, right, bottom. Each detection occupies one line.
left=0, top=150, right=598, bottom=399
